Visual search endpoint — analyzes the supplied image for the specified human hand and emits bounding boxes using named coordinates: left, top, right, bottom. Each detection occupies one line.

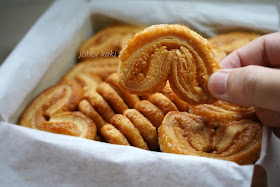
left=208, top=32, right=280, bottom=138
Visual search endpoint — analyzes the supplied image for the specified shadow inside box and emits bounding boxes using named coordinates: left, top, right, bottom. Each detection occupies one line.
left=251, top=165, right=267, bottom=187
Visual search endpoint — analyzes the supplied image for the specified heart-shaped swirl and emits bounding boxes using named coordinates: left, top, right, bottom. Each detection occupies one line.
left=19, top=81, right=96, bottom=139
left=118, top=24, right=220, bottom=104
left=158, top=112, right=262, bottom=164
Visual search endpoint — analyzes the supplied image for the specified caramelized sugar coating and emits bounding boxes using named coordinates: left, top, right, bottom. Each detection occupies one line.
left=209, top=32, right=260, bottom=61
left=189, top=100, right=257, bottom=128
left=62, top=57, right=120, bottom=81
left=96, top=82, right=128, bottom=114
left=78, top=99, right=106, bottom=131
left=18, top=81, right=96, bottom=139
left=148, top=93, right=178, bottom=115
left=85, top=91, right=115, bottom=123
left=161, top=81, right=189, bottom=112
left=105, top=73, right=140, bottom=108
left=78, top=25, right=146, bottom=60
left=36, top=111, right=96, bottom=139
left=19, top=80, right=83, bottom=128
left=111, top=114, right=149, bottom=150
left=123, top=109, right=158, bottom=150
left=158, top=112, right=262, bottom=165
left=101, top=123, right=130, bottom=146
left=134, top=100, right=165, bottom=128
left=118, top=24, right=220, bottom=104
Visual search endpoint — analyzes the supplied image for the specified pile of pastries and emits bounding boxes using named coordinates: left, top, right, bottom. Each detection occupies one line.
left=18, top=24, right=262, bottom=165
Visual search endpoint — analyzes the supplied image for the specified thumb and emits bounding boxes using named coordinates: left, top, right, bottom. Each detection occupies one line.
left=208, top=65, right=280, bottom=112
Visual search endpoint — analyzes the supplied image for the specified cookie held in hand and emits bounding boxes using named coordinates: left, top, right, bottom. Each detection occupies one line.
left=117, top=24, right=220, bottom=104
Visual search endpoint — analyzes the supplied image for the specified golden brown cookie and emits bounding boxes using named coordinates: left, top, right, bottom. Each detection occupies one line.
left=78, top=99, right=106, bottom=131
left=134, top=100, right=164, bottom=128
left=96, top=82, right=128, bottom=114
left=85, top=91, right=115, bottom=123
left=148, top=93, right=178, bottom=115
left=111, top=114, right=148, bottom=150
left=19, top=80, right=83, bottom=128
left=118, top=24, right=220, bottom=104
left=161, top=81, right=189, bottom=112
left=158, top=112, right=262, bottom=165
left=105, top=73, right=140, bottom=108
left=36, top=111, right=96, bottom=139
left=100, top=123, right=130, bottom=146
left=123, top=109, right=158, bottom=150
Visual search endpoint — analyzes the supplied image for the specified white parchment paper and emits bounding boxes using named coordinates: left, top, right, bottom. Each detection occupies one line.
left=0, top=0, right=279, bottom=186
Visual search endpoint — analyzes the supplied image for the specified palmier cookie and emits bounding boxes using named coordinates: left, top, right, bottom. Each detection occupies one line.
left=78, top=99, right=106, bottom=131
left=96, top=82, right=128, bottom=114
left=118, top=24, right=220, bottom=104
left=19, top=80, right=83, bottom=128
left=134, top=100, right=164, bottom=128
left=110, top=114, right=148, bottom=150
left=123, top=109, right=158, bottom=150
left=100, top=123, right=130, bottom=146
left=148, top=93, right=178, bottom=115
left=158, top=112, right=262, bottom=165
left=105, top=73, right=140, bottom=108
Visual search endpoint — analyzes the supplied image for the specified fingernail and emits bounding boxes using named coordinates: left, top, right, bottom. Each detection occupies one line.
left=208, top=71, right=229, bottom=95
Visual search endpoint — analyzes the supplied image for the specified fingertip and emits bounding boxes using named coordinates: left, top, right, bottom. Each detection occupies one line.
left=208, top=70, right=229, bottom=97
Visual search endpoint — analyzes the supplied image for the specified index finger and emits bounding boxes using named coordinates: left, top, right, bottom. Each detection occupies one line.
left=220, top=32, right=280, bottom=69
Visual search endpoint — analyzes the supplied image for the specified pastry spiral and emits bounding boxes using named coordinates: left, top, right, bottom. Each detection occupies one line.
left=189, top=100, right=257, bottom=128
left=18, top=81, right=96, bottom=139
left=19, top=81, right=83, bottom=128
left=118, top=24, right=220, bottom=104
left=78, top=25, right=145, bottom=60
left=158, top=112, right=262, bottom=165
left=36, top=111, right=97, bottom=139
left=209, top=32, right=260, bottom=61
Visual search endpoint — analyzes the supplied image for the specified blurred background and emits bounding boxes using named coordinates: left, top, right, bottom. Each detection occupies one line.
left=0, top=0, right=279, bottom=65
